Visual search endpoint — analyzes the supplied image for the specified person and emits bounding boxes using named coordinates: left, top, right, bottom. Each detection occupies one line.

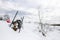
left=16, top=20, right=22, bottom=32
left=12, top=20, right=22, bottom=32
left=12, top=21, right=18, bottom=31
left=4, top=14, right=11, bottom=23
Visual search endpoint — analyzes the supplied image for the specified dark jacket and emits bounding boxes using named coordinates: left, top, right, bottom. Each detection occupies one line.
left=16, top=20, right=22, bottom=29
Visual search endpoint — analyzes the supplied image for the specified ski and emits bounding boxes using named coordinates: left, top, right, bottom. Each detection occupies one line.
left=38, top=7, right=46, bottom=37
left=39, top=23, right=46, bottom=37
left=10, top=11, right=18, bottom=27
left=19, top=16, right=24, bottom=32
left=21, top=16, right=24, bottom=24
left=42, top=32, right=46, bottom=37
left=21, top=16, right=24, bottom=29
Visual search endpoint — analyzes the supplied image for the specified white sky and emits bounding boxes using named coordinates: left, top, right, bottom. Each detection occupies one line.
left=0, top=0, right=60, bottom=23
left=0, top=0, right=60, bottom=13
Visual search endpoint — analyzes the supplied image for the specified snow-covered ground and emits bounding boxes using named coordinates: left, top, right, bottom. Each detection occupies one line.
left=0, top=13, right=60, bottom=40
left=0, top=0, right=60, bottom=40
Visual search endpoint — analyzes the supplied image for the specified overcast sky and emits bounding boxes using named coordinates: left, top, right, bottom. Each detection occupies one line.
left=0, top=0, right=60, bottom=23
left=0, top=0, right=60, bottom=11
left=0, top=0, right=60, bottom=13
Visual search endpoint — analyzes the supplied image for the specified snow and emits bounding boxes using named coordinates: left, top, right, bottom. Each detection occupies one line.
left=0, top=21, right=41, bottom=40
left=0, top=13, right=60, bottom=40
left=0, top=0, right=60, bottom=40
